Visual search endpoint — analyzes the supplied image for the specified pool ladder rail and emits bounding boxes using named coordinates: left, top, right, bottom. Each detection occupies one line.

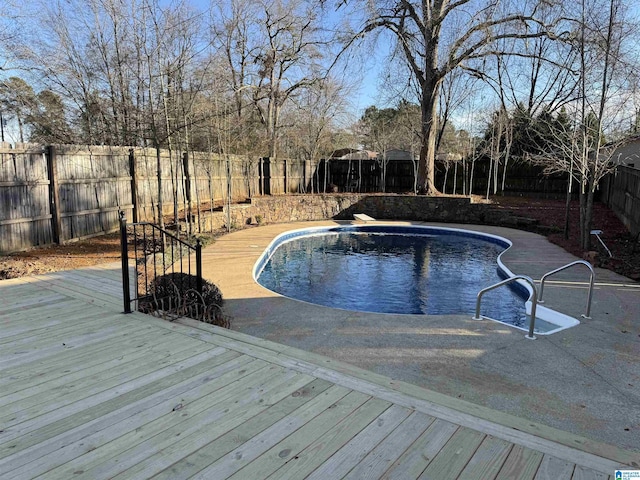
left=473, top=275, right=539, bottom=340
left=473, top=261, right=595, bottom=340
left=538, top=260, right=595, bottom=320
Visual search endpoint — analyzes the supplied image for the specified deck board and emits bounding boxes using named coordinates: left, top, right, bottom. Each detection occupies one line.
left=534, top=454, right=576, bottom=480
left=0, top=300, right=105, bottom=337
left=380, top=419, right=459, bottom=479
left=1, top=353, right=251, bottom=479
left=0, top=319, right=148, bottom=369
left=149, top=378, right=335, bottom=480
left=106, top=373, right=320, bottom=480
left=0, top=325, right=165, bottom=391
left=0, top=347, right=231, bottom=454
left=304, top=404, right=412, bottom=480
left=0, top=265, right=636, bottom=479
left=0, top=311, right=138, bottom=348
left=226, top=390, right=376, bottom=480
left=342, top=411, right=436, bottom=479
left=189, top=388, right=379, bottom=480
left=495, top=445, right=544, bottom=480
left=458, top=435, right=513, bottom=480
left=417, top=427, right=486, bottom=479
left=1, top=336, right=212, bottom=424
left=242, top=398, right=391, bottom=480
left=0, top=332, right=205, bottom=408
left=45, top=365, right=299, bottom=480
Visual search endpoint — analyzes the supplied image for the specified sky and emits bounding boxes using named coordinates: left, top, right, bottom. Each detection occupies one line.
left=3, top=0, right=639, bottom=142
left=187, top=0, right=389, bottom=115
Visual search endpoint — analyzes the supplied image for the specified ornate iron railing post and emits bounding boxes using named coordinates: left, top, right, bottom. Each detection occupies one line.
left=196, top=239, right=203, bottom=296
left=119, top=211, right=132, bottom=313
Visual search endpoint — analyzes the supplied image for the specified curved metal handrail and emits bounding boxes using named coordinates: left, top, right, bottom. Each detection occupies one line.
left=538, top=260, right=594, bottom=319
left=473, top=275, right=538, bottom=340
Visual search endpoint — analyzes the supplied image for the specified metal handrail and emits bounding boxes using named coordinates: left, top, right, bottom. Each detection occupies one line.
left=473, top=275, right=539, bottom=340
left=538, top=260, right=594, bottom=319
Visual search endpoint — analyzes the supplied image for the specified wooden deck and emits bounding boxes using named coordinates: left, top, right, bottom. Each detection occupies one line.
left=0, top=264, right=634, bottom=479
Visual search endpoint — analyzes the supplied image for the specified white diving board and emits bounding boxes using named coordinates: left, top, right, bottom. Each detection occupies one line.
left=353, top=213, right=376, bottom=223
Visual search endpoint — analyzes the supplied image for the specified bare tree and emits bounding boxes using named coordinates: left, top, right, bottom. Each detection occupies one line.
left=0, top=0, right=25, bottom=71
left=251, top=0, right=331, bottom=161
left=211, top=0, right=264, bottom=156
left=524, top=0, right=635, bottom=249
left=337, top=0, right=559, bottom=194
left=573, top=0, right=634, bottom=249
left=284, top=78, right=353, bottom=191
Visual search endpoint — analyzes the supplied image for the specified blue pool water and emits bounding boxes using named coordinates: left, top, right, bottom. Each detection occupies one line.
left=256, top=226, right=535, bottom=327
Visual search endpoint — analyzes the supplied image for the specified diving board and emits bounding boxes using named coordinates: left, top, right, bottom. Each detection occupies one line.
left=353, top=213, right=376, bottom=223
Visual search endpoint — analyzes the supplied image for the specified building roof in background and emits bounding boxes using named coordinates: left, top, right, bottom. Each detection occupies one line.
left=380, top=149, right=415, bottom=161
left=329, top=148, right=378, bottom=160
left=329, top=148, right=462, bottom=162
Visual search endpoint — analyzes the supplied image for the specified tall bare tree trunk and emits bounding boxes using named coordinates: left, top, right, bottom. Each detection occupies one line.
left=417, top=76, right=441, bottom=194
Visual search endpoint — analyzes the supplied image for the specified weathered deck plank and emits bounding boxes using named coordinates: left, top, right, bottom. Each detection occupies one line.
left=0, top=353, right=252, bottom=478
left=0, top=325, right=164, bottom=390
left=0, top=347, right=231, bottom=454
left=342, top=411, right=436, bottom=480
left=417, top=427, right=486, bottom=479
left=495, top=444, right=544, bottom=480
left=534, top=454, right=576, bottom=480
left=0, top=299, right=103, bottom=337
left=149, top=379, right=335, bottom=480
left=225, top=390, right=376, bottom=480
left=44, top=365, right=301, bottom=480
left=1, top=336, right=211, bottom=423
left=0, top=331, right=205, bottom=407
left=458, top=435, right=513, bottom=480
left=0, top=318, right=148, bottom=369
left=304, top=404, right=412, bottom=480
left=0, top=311, right=142, bottom=350
left=176, top=317, right=635, bottom=474
left=189, top=389, right=384, bottom=480
left=119, top=384, right=360, bottom=480
left=379, top=419, right=459, bottom=479
left=0, top=266, right=635, bottom=480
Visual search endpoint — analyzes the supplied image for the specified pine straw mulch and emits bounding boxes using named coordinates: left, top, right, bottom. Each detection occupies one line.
left=490, top=196, right=640, bottom=281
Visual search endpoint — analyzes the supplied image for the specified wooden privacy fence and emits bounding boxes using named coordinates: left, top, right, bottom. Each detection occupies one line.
left=602, top=165, right=640, bottom=236
left=0, top=143, right=316, bottom=253
left=3, top=142, right=606, bottom=253
left=0, top=143, right=53, bottom=252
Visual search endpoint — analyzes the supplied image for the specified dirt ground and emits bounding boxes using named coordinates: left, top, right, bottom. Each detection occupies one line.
left=1, top=196, right=638, bottom=281
left=0, top=233, right=123, bottom=279
left=490, top=196, right=640, bottom=281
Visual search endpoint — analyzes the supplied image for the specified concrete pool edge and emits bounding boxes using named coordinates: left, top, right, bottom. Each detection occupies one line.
left=252, top=223, right=581, bottom=335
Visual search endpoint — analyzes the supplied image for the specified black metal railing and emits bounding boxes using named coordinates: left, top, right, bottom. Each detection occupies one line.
left=119, top=211, right=202, bottom=315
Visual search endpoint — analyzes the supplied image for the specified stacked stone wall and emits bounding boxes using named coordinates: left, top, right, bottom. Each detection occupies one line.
left=221, top=194, right=534, bottom=229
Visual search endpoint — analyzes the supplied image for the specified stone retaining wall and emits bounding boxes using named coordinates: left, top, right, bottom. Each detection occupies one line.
left=220, top=194, right=535, bottom=229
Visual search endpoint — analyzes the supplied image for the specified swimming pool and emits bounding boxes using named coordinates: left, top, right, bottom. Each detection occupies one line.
left=254, top=225, right=580, bottom=334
